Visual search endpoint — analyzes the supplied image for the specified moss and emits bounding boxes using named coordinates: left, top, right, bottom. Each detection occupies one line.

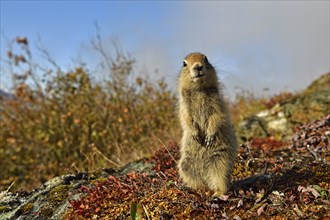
left=39, top=185, right=70, bottom=217
left=39, top=206, right=53, bottom=218
left=90, top=177, right=108, bottom=185
left=0, top=205, right=11, bottom=213
left=48, top=185, right=70, bottom=205
left=21, top=202, right=34, bottom=214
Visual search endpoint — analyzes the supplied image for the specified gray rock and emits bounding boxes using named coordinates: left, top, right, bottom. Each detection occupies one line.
left=0, top=159, right=153, bottom=220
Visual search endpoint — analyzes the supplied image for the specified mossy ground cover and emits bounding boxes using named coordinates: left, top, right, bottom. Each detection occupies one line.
left=65, top=115, right=329, bottom=219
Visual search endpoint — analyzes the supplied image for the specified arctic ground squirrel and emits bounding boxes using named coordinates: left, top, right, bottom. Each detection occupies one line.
left=177, top=52, right=238, bottom=197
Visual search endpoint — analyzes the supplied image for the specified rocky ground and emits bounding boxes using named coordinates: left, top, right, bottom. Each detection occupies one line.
left=236, top=72, right=329, bottom=143
left=0, top=114, right=329, bottom=219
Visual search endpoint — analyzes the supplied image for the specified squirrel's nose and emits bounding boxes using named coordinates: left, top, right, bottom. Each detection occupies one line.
left=194, top=65, right=203, bottom=72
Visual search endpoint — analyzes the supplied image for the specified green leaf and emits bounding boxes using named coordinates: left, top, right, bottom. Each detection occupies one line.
left=130, top=202, right=142, bottom=220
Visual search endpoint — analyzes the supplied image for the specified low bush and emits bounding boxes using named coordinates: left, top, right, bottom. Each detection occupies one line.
left=0, top=37, right=179, bottom=191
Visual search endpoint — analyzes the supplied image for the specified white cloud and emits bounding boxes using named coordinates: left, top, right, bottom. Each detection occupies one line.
left=136, top=1, right=330, bottom=98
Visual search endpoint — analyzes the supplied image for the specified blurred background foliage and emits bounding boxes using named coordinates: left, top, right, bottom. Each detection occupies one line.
left=0, top=36, right=181, bottom=192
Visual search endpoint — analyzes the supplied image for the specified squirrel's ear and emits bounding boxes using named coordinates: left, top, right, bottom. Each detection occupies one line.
left=183, top=61, right=187, bottom=67
left=204, top=56, right=209, bottom=63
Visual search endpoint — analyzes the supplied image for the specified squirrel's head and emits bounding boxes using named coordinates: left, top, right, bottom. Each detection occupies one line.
left=180, top=52, right=217, bottom=88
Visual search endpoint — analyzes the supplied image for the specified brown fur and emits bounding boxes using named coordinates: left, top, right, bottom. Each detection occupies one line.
left=177, top=52, right=238, bottom=197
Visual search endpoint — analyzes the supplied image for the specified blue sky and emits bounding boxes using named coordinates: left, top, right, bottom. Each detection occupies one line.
left=1, top=1, right=329, bottom=98
left=1, top=1, right=175, bottom=67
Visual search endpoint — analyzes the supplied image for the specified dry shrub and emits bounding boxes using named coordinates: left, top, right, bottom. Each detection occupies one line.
left=228, top=89, right=267, bottom=125
left=0, top=37, right=179, bottom=191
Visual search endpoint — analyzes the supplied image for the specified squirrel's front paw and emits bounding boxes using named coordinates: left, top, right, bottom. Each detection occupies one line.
left=205, top=135, right=215, bottom=147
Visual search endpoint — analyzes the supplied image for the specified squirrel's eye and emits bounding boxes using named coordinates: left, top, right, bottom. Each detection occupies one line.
left=204, top=56, right=208, bottom=63
left=183, top=61, right=187, bottom=67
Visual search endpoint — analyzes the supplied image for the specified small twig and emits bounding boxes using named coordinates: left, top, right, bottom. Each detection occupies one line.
left=157, top=171, right=168, bottom=181
left=0, top=180, right=16, bottom=200
left=306, top=145, right=319, bottom=161
left=155, top=137, right=178, bottom=163
left=142, top=205, right=150, bottom=220
left=92, top=144, right=120, bottom=167
left=70, top=162, right=80, bottom=173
